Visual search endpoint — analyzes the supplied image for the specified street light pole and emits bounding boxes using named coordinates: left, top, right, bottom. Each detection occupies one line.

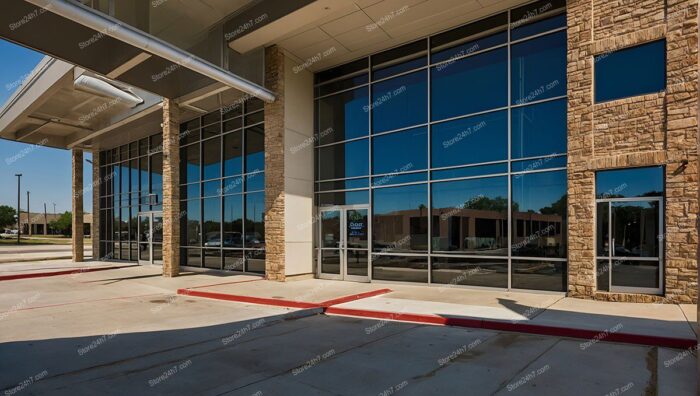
left=15, top=174, right=22, bottom=245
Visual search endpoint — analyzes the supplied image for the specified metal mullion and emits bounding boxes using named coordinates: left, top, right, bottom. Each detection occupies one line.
left=317, top=175, right=370, bottom=183
left=371, top=168, right=428, bottom=178
left=426, top=36, right=433, bottom=285
left=371, top=180, right=428, bottom=189
left=314, top=68, right=369, bottom=89
left=318, top=187, right=369, bottom=194
left=372, top=251, right=427, bottom=257
left=511, top=94, right=567, bottom=109
left=431, top=159, right=509, bottom=172
left=430, top=106, right=508, bottom=127
left=429, top=42, right=509, bottom=70
left=370, top=64, right=429, bottom=85
left=511, top=166, right=567, bottom=176
left=507, top=7, right=513, bottom=290
left=510, top=256, right=568, bottom=262
left=368, top=53, right=374, bottom=282
left=608, top=201, right=613, bottom=291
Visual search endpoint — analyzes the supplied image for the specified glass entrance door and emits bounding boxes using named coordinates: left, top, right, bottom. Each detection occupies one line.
left=319, top=205, right=370, bottom=282
left=596, top=198, right=663, bottom=294
left=138, top=212, right=163, bottom=265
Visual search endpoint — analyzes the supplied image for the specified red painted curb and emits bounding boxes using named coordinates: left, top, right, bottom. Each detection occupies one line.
left=177, top=288, right=322, bottom=309
left=319, top=289, right=393, bottom=307
left=0, top=265, right=137, bottom=281
left=325, top=307, right=698, bottom=350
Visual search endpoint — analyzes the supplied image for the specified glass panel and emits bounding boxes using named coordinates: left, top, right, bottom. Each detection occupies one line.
left=223, top=117, right=242, bottom=133
left=202, top=123, right=220, bottom=139
left=245, top=125, right=265, bottom=173
left=431, top=110, right=507, bottom=168
left=202, top=137, right=221, bottom=180
left=223, top=131, right=242, bottom=176
left=611, top=259, right=660, bottom=289
left=153, top=216, right=162, bottom=244
left=595, top=40, right=666, bottom=103
left=184, top=248, right=202, bottom=267
left=246, top=172, right=265, bottom=192
left=321, top=210, right=341, bottom=248
left=203, top=198, right=221, bottom=247
left=245, top=111, right=264, bottom=126
left=431, top=257, right=508, bottom=288
left=511, top=99, right=567, bottom=159
left=511, top=13, right=566, bottom=40
left=319, top=139, right=369, bottom=180
left=596, top=202, right=610, bottom=256
left=511, top=31, right=566, bottom=105
left=223, top=250, right=244, bottom=271
left=246, top=250, right=266, bottom=274
left=611, top=201, right=660, bottom=258
left=511, top=171, right=567, bottom=258
left=372, top=70, right=427, bottom=133
left=371, top=255, right=428, bottom=283
left=223, top=195, right=243, bottom=248
left=321, top=250, right=341, bottom=275
left=150, top=153, right=163, bottom=207
left=203, top=181, right=220, bottom=197
left=373, top=127, right=427, bottom=174
left=511, top=156, right=567, bottom=173
left=222, top=176, right=244, bottom=195
left=180, top=119, right=200, bottom=145
left=373, top=184, right=428, bottom=253
left=139, top=215, right=150, bottom=243
left=246, top=97, right=264, bottom=113
left=346, top=250, right=368, bottom=277
left=432, top=47, right=507, bottom=121
left=203, top=249, right=222, bottom=269
left=318, top=74, right=368, bottom=97
left=595, top=166, right=664, bottom=199
left=182, top=200, right=201, bottom=246
left=432, top=163, right=508, bottom=180
left=181, top=183, right=200, bottom=200
left=317, top=87, right=369, bottom=145
left=180, top=144, right=200, bottom=184
left=431, top=176, right=509, bottom=255
left=372, top=172, right=427, bottom=187
left=318, top=178, right=370, bottom=191
left=139, top=157, right=149, bottom=194
left=316, top=58, right=368, bottom=85
left=139, top=244, right=150, bottom=262
left=511, top=260, right=566, bottom=291
left=152, top=244, right=162, bottom=261
left=202, top=110, right=221, bottom=126
left=597, top=259, right=610, bottom=292
left=346, top=209, right=368, bottom=249
left=245, top=192, right=265, bottom=249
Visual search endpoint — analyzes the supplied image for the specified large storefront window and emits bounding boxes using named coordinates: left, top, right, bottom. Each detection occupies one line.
left=98, top=134, right=164, bottom=261
left=314, top=0, right=567, bottom=291
left=180, top=99, right=266, bottom=273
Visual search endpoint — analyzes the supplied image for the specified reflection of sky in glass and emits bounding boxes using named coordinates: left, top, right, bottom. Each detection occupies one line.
left=432, top=176, right=507, bottom=209
left=596, top=166, right=663, bottom=198
left=432, top=110, right=507, bottom=167
left=373, top=184, right=428, bottom=214
left=372, top=70, right=427, bottom=133
left=373, top=127, right=427, bottom=174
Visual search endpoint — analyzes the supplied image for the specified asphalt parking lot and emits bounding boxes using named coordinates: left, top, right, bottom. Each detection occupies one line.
left=0, top=266, right=696, bottom=395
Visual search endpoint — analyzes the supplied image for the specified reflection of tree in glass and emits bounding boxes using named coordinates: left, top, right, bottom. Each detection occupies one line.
left=539, top=194, right=567, bottom=215
left=465, top=196, right=515, bottom=212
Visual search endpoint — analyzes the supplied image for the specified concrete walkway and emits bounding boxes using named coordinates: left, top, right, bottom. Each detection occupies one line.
left=0, top=266, right=696, bottom=395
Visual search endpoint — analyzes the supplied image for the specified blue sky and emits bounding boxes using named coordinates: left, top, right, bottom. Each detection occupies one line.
left=0, top=39, right=92, bottom=214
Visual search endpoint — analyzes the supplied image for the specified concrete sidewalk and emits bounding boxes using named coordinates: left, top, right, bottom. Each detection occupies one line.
left=179, top=278, right=698, bottom=347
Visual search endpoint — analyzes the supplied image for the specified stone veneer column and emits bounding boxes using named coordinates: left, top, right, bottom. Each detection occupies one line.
left=72, top=148, right=84, bottom=262
left=91, top=150, right=100, bottom=260
left=567, top=0, right=698, bottom=303
left=162, top=98, right=180, bottom=277
left=264, top=45, right=316, bottom=281
left=264, top=45, right=286, bottom=281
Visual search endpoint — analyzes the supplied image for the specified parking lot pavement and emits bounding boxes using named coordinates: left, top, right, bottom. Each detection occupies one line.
left=0, top=268, right=696, bottom=395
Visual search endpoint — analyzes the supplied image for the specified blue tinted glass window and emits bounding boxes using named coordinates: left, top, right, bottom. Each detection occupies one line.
left=180, top=144, right=200, bottom=184
left=372, top=172, right=427, bottom=187
left=596, top=166, right=664, bottom=198
left=245, top=192, right=265, bottom=248
left=373, top=127, right=427, bottom=174
left=432, top=110, right=507, bottom=168
left=372, top=71, right=427, bottom=133
left=511, top=31, right=567, bottom=105
left=432, top=163, right=508, bottom=180
left=372, top=183, right=428, bottom=253
left=223, top=131, right=242, bottom=176
left=595, top=40, right=666, bottom=103
left=318, top=190, right=369, bottom=206
left=202, top=181, right=220, bottom=197
left=432, top=47, right=508, bottom=121
left=511, top=170, right=567, bottom=258
left=246, top=172, right=265, bottom=192
left=202, top=137, right=221, bottom=180
left=511, top=156, right=567, bottom=172
left=373, top=57, right=427, bottom=80
left=317, top=87, right=369, bottom=144
left=245, top=126, right=264, bottom=173
left=431, top=176, right=509, bottom=255
left=319, top=139, right=369, bottom=180
left=511, top=99, right=567, bottom=158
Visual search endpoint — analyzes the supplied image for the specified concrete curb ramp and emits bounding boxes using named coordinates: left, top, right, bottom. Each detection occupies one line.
left=178, top=286, right=698, bottom=350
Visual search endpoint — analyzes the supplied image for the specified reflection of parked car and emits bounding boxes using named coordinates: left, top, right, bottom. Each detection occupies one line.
left=223, top=232, right=243, bottom=247
left=204, top=232, right=222, bottom=247
left=246, top=232, right=264, bottom=248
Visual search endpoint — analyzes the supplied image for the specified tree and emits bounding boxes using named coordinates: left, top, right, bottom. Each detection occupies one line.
left=49, top=211, right=72, bottom=236
left=0, top=205, right=17, bottom=230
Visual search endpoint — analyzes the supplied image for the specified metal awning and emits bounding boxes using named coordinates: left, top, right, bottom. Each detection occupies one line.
left=0, top=0, right=274, bottom=101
